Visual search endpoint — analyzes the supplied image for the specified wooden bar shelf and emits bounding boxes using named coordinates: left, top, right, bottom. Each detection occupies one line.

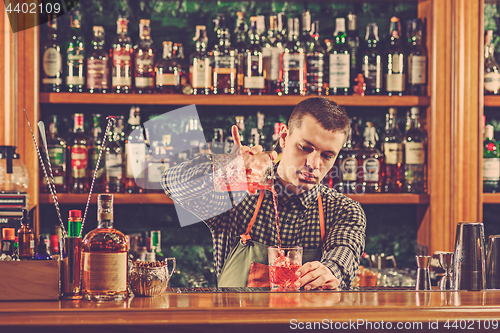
left=39, top=193, right=429, bottom=205
left=482, top=193, right=500, bottom=204
left=484, top=96, right=500, bottom=107
left=40, top=92, right=431, bottom=107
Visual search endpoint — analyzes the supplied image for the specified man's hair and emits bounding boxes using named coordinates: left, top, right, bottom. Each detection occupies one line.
left=288, top=97, right=350, bottom=136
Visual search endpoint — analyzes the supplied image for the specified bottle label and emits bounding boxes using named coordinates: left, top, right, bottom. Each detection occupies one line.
left=82, top=252, right=127, bottom=293
left=67, top=53, right=84, bottom=62
left=384, top=143, right=403, bottom=164
left=87, top=59, right=108, bottom=89
left=43, top=47, right=62, bottom=77
left=283, top=53, right=305, bottom=70
left=112, top=49, right=131, bottom=66
left=112, top=49, right=132, bottom=87
left=191, top=59, right=211, bottom=88
left=485, top=72, right=500, bottom=92
left=71, top=145, right=88, bottom=178
left=105, top=153, right=123, bottom=178
left=244, top=76, right=265, bottom=89
left=112, top=76, right=132, bottom=87
left=484, top=158, right=500, bottom=180
left=48, top=146, right=65, bottom=167
left=363, top=158, right=380, bottom=182
left=156, top=73, right=178, bottom=86
left=42, top=77, right=63, bottom=84
left=362, top=61, right=382, bottom=89
left=341, top=157, right=357, bottom=181
left=66, top=76, right=84, bottom=86
left=386, top=73, right=405, bottom=92
left=135, top=77, right=154, bottom=88
left=409, top=55, right=426, bottom=85
left=214, top=55, right=236, bottom=74
left=307, top=55, right=324, bottom=85
left=405, top=142, right=425, bottom=164
left=329, top=53, right=350, bottom=88
left=43, top=176, right=64, bottom=185
left=126, top=143, right=146, bottom=178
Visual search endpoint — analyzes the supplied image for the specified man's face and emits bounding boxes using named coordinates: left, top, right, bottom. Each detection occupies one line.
left=277, top=114, right=346, bottom=194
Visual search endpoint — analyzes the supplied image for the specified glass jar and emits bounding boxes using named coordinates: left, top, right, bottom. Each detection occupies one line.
left=0, top=146, right=30, bottom=192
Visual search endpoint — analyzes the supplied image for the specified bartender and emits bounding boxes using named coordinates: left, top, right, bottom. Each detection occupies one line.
left=162, top=97, right=366, bottom=290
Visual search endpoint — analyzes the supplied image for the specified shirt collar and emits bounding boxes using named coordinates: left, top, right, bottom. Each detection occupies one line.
left=271, top=166, right=320, bottom=209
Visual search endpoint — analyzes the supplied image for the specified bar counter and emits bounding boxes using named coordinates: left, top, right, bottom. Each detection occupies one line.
left=2, top=289, right=500, bottom=332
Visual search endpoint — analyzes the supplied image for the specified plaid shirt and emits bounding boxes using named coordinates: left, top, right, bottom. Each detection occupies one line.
left=162, top=154, right=366, bottom=289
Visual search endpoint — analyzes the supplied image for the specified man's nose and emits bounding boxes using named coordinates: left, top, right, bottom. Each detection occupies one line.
left=306, top=152, right=321, bottom=170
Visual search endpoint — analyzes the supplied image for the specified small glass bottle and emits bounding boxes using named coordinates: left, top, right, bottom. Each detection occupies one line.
left=244, top=16, right=266, bottom=95
left=173, top=43, right=189, bottom=92
left=41, top=115, right=67, bottom=193
left=305, top=20, right=325, bottom=95
left=334, top=124, right=358, bottom=194
left=386, top=17, right=406, bottom=96
left=34, top=235, right=52, bottom=260
left=346, top=13, right=360, bottom=89
left=190, top=26, right=212, bottom=95
left=68, top=210, right=83, bottom=237
left=358, top=122, right=382, bottom=193
left=65, top=10, right=85, bottom=93
left=110, top=16, right=133, bottom=94
left=134, top=19, right=155, bottom=94
left=382, top=108, right=404, bottom=193
left=68, top=113, right=89, bottom=193
left=42, top=13, right=63, bottom=92
left=406, top=19, right=427, bottom=96
left=18, top=209, right=34, bottom=260
left=155, top=41, right=180, bottom=93
left=483, top=124, right=500, bottom=193
left=485, top=30, right=500, bottom=95
left=1, top=228, right=17, bottom=260
left=212, top=14, right=237, bottom=95
left=329, top=18, right=351, bottom=95
left=234, top=12, right=247, bottom=95
left=361, top=23, right=383, bottom=95
left=87, top=26, right=109, bottom=94
left=104, top=123, right=125, bottom=193
left=125, top=106, right=147, bottom=193
left=403, top=107, right=427, bottom=193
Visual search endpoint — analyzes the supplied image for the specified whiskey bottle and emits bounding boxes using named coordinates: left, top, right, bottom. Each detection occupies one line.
left=329, top=18, right=351, bottom=95
left=65, top=10, right=85, bottom=93
left=190, top=26, right=212, bottom=95
left=69, top=113, right=89, bottom=193
left=40, top=115, right=67, bottom=193
left=111, top=16, right=133, bottom=94
left=334, top=124, right=358, bottom=194
left=18, top=209, right=34, bottom=260
left=382, top=108, right=404, bottom=193
left=485, top=30, right=500, bottom=95
left=42, top=14, right=63, bottom=92
left=406, top=19, right=427, bottom=96
left=359, top=122, right=382, bottom=193
left=483, top=124, right=500, bottom=192
left=173, top=43, right=189, bottom=92
left=305, top=19, right=325, bottom=95
left=280, top=17, right=306, bottom=95
left=346, top=13, right=360, bottom=88
left=134, top=19, right=155, bottom=94
left=104, top=122, right=125, bottom=193
left=263, top=14, right=285, bottom=95
left=82, top=194, right=129, bottom=301
left=212, top=14, right=237, bottom=95
left=87, top=26, right=109, bottom=94
left=155, top=41, right=180, bottom=93
left=244, top=16, right=266, bottom=95
left=234, top=12, right=247, bottom=95
left=386, top=17, right=405, bottom=96
left=87, top=114, right=104, bottom=193
left=125, top=106, right=147, bottom=193
left=361, top=23, right=382, bottom=95
left=403, top=107, right=427, bottom=193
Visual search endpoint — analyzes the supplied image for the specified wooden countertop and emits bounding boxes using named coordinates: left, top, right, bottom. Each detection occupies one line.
left=1, top=289, right=500, bottom=332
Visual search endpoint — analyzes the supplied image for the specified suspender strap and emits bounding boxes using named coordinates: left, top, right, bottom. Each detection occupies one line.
left=318, top=192, right=325, bottom=244
left=240, top=190, right=266, bottom=244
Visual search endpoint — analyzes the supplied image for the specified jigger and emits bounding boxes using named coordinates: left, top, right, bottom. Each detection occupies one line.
left=437, top=252, right=454, bottom=290
left=415, top=255, right=432, bottom=290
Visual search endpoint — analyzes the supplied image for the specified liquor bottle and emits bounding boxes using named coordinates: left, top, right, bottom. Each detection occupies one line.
left=65, top=10, right=85, bottom=93
left=1, top=228, right=17, bottom=260
left=82, top=194, right=129, bottom=301
left=382, top=108, right=404, bottom=193
left=346, top=13, right=360, bottom=88
left=403, top=107, right=427, bottom=193
left=358, top=122, right=382, bottom=193
left=68, top=210, right=83, bottom=237
left=173, top=43, right=189, bottom=92
left=104, top=122, right=125, bottom=193
left=280, top=17, right=306, bottom=95
left=125, top=106, right=147, bottom=193
left=155, top=41, right=180, bottom=93
left=211, top=128, right=225, bottom=154
left=406, top=19, right=427, bottom=96
left=235, top=116, right=246, bottom=145
left=41, top=115, right=67, bottom=193
left=361, top=23, right=383, bottom=95
left=134, top=19, right=155, bottom=94
left=18, top=209, right=34, bottom=260
left=334, top=125, right=358, bottom=193
left=212, top=14, right=237, bottom=95
left=68, top=113, right=89, bottom=193
left=87, top=114, right=104, bottom=193
left=110, top=16, right=133, bottom=94
left=329, top=18, right=351, bottom=95
left=483, top=124, right=500, bottom=192
left=306, top=20, right=325, bottom=95
left=234, top=12, right=247, bottom=95
left=263, top=14, right=285, bottom=95
left=190, top=26, right=212, bottom=95
left=244, top=16, right=266, bottom=95
left=386, top=17, right=405, bottom=96
left=87, top=26, right=109, bottom=94
left=150, top=230, right=164, bottom=260
left=256, top=111, right=267, bottom=150
left=42, top=14, right=63, bottom=92
left=34, top=235, right=52, bottom=260
left=485, top=30, right=500, bottom=95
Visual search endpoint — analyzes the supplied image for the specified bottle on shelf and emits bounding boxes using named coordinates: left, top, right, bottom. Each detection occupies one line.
left=110, top=16, right=133, bottom=94
left=87, top=114, right=104, bottom=193
left=361, top=23, right=383, bottom=95
left=1, top=228, right=17, bottom=260
left=87, top=26, right=109, bottom=94
left=346, top=13, right=360, bottom=89
left=125, top=106, right=147, bottom=193
left=305, top=20, right=325, bottom=95
left=244, top=16, right=266, bottom=95
left=68, top=209, right=83, bottom=237
left=134, top=19, right=155, bottom=94
left=212, top=14, right=237, bottom=95
left=173, top=43, right=189, bottom=93
left=280, top=17, right=306, bottom=95
left=406, top=19, right=427, bottom=96
left=403, top=107, right=427, bottom=193
left=41, top=115, right=67, bottom=193
left=104, top=120, right=125, bottom=193
left=358, top=122, right=382, bottom=193
left=17, top=209, right=34, bottom=260
left=150, top=230, right=164, bottom=260
left=256, top=111, right=267, bottom=150
left=42, top=13, right=63, bottom=92
left=334, top=123, right=358, bottom=194
left=483, top=124, right=500, bottom=193
left=211, top=128, right=225, bottom=154
left=34, top=235, right=52, bottom=260
left=65, top=10, right=85, bottom=93
left=263, top=13, right=285, bottom=95
left=155, top=41, right=180, bottom=94
left=82, top=194, right=129, bottom=301
left=382, top=108, right=404, bottom=193
left=234, top=11, right=248, bottom=95
left=329, top=17, right=351, bottom=96
left=190, top=25, right=212, bottom=95
left=385, top=17, right=406, bottom=96
left=484, top=30, right=500, bottom=95
left=68, top=113, right=89, bottom=193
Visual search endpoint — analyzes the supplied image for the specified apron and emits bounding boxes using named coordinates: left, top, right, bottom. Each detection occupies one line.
left=217, top=190, right=325, bottom=288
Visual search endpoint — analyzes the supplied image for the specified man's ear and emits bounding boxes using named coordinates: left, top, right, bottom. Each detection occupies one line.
left=280, top=125, right=289, bottom=148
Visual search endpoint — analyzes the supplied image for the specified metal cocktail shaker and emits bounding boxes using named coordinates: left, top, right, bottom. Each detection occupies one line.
left=452, top=222, right=486, bottom=291
left=486, top=235, right=500, bottom=289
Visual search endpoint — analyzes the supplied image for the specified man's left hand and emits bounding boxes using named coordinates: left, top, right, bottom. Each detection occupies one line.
left=294, top=261, right=340, bottom=290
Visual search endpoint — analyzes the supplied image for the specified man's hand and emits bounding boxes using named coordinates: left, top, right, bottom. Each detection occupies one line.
left=294, top=261, right=340, bottom=290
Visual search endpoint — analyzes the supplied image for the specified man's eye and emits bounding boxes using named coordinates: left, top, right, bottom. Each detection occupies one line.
left=322, top=154, right=333, bottom=160
left=299, top=144, right=313, bottom=152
